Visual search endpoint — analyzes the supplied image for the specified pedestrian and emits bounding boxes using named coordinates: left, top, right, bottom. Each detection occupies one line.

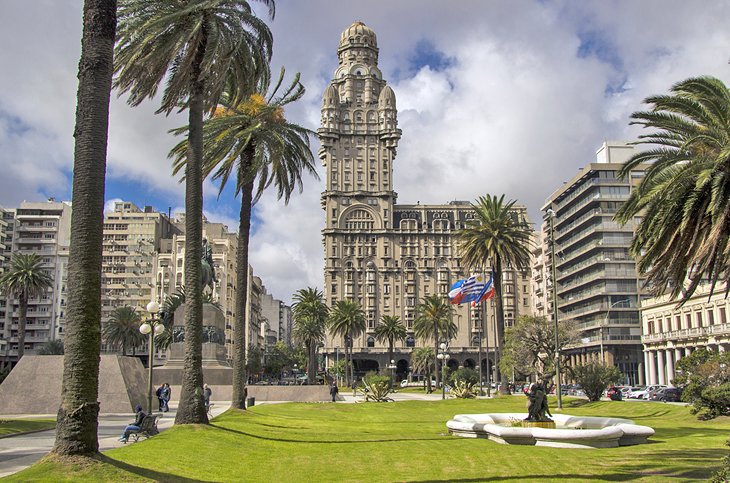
left=203, top=384, right=212, bottom=411
left=160, top=383, right=171, bottom=412
left=118, top=404, right=146, bottom=443
left=155, top=384, right=165, bottom=411
left=329, top=381, right=339, bottom=402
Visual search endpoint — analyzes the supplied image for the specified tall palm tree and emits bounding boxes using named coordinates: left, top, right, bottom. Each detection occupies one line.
left=615, top=76, right=730, bottom=302
left=459, top=194, right=532, bottom=392
left=411, top=347, right=435, bottom=393
left=52, top=0, right=116, bottom=457
left=170, top=69, right=317, bottom=408
left=114, top=0, right=274, bottom=423
left=374, top=315, right=406, bottom=369
left=0, top=253, right=53, bottom=360
left=291, top=288, right=328, bottom=384
left=328, top=300, right=366, bottom=387
left=102, top=306, right=144, bottom=356
left=413, top=294, right=456, bottom=388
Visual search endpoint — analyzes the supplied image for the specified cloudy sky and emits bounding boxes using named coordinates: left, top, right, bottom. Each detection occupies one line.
left=1, top=1, right=729, bottom=304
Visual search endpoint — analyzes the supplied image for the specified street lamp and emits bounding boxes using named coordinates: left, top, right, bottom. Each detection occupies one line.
left=436, top=342, right=450, bottom=400
left=387, top=359, right=397, bottom=387
left=602, top=298, right=629, bottom=364
left=547, top=209, right=562, bottom=410
left=139, top=300, right=165, bottom=414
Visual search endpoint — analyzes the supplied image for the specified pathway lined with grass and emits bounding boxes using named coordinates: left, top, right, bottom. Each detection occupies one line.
left=7, top=397, right=728, bottom=482
left=0, top=419, right=55, bottom=438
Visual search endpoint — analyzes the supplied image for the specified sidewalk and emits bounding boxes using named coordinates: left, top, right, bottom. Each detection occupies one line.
left=0, top=401, right=230, bottom=478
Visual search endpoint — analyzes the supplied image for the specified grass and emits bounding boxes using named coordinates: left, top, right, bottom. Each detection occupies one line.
left=0, top=418, right=55, bottom=437
left=6, top=397, right=729, bottom=482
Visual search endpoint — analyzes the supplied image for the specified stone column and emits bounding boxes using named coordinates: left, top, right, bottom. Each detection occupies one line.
left=665, top=349, right=675, bottom=386
left=656, top=350, right=666, bottom=385
left=643, top=351, right=650, bottom=386
left=719, top=344, right=726, bottom=353
left=638, top=360, right=645, bottom=385
left=684, top=347, right=692, bottom=358
left=648, top=350, right=657, bottom=385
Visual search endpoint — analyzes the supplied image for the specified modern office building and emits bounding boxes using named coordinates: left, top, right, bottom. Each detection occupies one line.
left=641, top=283, right=730, bottom=386
left=541, top=141, right=646, bottom=384
left=319, top=21, right=533, bottom=378
left=0, top=200, right=72, bottom=363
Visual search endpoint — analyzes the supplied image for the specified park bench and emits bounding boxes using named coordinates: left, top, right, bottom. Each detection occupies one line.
left=129, top=414, right=159, bottom=442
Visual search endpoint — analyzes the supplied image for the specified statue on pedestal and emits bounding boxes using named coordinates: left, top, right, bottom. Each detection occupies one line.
left=525, top=382, right=553, bottom=422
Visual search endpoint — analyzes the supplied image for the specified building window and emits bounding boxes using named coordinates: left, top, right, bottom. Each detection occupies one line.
left=367, top=336, right=375, bottom=347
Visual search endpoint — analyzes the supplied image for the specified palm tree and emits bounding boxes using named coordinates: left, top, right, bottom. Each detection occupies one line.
left=170, top=68, right=317, bottom=408
left=114, top=0, right=274, bottom=423
left=615, top=76, right=730, bottom=302
left=37, top=339, right=65, bottom=356
left=52, top=0, right=116, bottom=457
left=0, top=253, right=53, bottom=360
left=459, top=194, right=532, bottom=392
left=413, top=295, right=456, bottom=389
left=102, top=306, right=144, bottom=356
left=374, top=315, right=406, bottom=370
left=411, top=347, right=435, bottom=393
left=328, top=300, right=366, bottom=387
left=291, top=288, right=328, bottom=384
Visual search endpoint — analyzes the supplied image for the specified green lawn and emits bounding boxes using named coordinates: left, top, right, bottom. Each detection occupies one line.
left=0, top=419, right=55, bottom=437
left=7, top=398, right=729, bottom=482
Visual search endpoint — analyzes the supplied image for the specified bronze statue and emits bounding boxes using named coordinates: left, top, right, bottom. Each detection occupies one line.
left=525, top=382, right=553, bottom=422
left=201, top=238, right=217, bottom=294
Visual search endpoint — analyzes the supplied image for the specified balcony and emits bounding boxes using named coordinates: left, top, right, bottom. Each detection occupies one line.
left=642, top=323, right=730, bottom=343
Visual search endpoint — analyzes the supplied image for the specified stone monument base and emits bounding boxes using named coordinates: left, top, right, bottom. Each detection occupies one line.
left=0, top=355, right=147, bottom=415
left=522, top=420, right=556, bottom=428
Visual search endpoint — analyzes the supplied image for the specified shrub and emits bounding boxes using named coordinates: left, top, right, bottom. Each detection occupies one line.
left=448, top=368, right=478, bottom=399
left=572, top=363, right=623, bottom=402
left=711, top=437, right=730, bottom=483
left=674, top=349, right=730, bottom=419
left=362, top=373, right=393, bottom=402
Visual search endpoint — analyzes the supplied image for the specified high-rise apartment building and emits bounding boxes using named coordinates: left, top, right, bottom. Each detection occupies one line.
left=100, top=202, right=176, bottom=350
left=319, top=22, right=533, bottom=378
left=0, top=200, right=72, bottom=362
left=541, top=142, right=645, bottom=384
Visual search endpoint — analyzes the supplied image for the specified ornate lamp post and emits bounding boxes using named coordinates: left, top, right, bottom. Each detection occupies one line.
left=139, top=300, right=165, bottom=414
left=387, top=359, right=397, bottom=387
left=436, top=342, right=450, bottom=400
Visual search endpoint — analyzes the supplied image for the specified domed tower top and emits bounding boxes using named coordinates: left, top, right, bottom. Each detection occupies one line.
left=338, top=21, right=378, bottom=53
left=378, top=85, right=396, bottom=109
left=322, top=84, right=339, bottom=107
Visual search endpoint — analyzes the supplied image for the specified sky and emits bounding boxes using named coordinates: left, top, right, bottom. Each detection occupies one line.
left=1, top=0, right=729, bottom=304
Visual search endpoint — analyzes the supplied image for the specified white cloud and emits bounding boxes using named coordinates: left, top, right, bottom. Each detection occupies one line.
left=2, top=0, right=730, bottom=304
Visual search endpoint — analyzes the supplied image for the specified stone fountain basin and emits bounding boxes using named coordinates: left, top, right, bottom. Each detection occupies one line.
left=447, top=413, right=654, bottom=449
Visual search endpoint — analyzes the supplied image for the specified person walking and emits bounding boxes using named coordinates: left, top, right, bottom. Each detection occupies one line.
left=329, top=381, right=339, bottom=402
left=155, top=385, right=165, bottom=412
left=203, top=384, right=213, bottom=412
left=160, top=383, right=171, bottom=412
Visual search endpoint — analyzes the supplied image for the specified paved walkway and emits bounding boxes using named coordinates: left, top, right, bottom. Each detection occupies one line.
left=0, top=402, right=230, bottom=478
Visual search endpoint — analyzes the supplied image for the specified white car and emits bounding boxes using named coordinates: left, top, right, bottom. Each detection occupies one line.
left=627, top=386, right=647, bottom=399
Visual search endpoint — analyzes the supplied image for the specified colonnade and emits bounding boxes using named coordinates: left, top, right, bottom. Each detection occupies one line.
left=644, top=343, right=726, bottom=386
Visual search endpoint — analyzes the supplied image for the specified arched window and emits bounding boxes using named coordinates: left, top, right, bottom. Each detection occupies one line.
left=345, top=209, right=374, bottom=230
left=405, top=336, right=415, bottom=348
left=367, top=336, right=375, bottom=348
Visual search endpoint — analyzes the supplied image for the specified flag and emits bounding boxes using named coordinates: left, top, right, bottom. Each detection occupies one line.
left=448, top=274, right=489, bottom=305
left=471, top=272, right=495, bottom=307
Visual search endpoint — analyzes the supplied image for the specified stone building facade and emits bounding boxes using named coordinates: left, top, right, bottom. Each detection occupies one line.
left=641, top=283, right=730, bottom=386
left=319, top=22, right=532, bottom=379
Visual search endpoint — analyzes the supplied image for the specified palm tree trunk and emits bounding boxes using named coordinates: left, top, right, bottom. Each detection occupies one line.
left=17, top=293, right=27, bottom=360
left=308, top=342, right=317, bottom=383
left=232, top=147, right=255, bottom=409
left=52, top=0, right=116, bottom=457
left=493, top=257, right=509, bottom=394
left=175, top=30, right=208, bottom=425
left=122, top=341, right=126, bottom=356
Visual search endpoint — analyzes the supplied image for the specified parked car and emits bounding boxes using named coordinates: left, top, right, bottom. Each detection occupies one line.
left=645, top=385, right=668, bottom=400
left=627, top=386, right=647, bottom=399
left=652, top=387, right=682, bottom=402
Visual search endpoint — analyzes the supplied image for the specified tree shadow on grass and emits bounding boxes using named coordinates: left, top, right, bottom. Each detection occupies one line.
left=210, top=423, right=454, bottom=445
left=652, top=425, right=730, bottom=440
left=99, top=454, right=217, bottom=483
left=409, top=471, right=645, bottom=482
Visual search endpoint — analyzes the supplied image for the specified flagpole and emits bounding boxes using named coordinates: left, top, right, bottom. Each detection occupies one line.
left=477, top=301, right=483, bottom=397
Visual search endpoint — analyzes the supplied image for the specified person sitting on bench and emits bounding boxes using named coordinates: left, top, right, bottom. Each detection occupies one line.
left=119, top=404, right=146, bottom=443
